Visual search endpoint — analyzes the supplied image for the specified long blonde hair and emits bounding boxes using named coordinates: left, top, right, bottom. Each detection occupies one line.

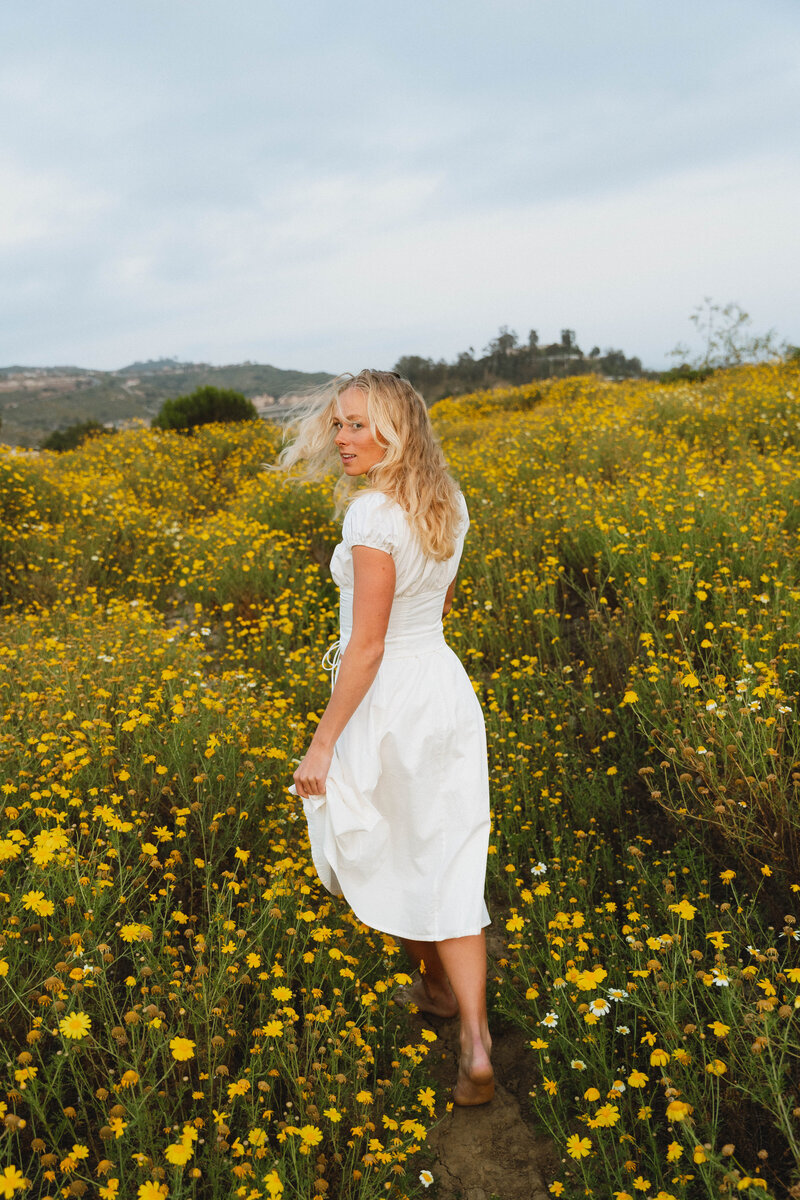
left=278, top=369, right=463, bottom=560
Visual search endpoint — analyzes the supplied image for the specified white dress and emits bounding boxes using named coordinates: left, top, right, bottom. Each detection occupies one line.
left=302, top=490, right=491, bottom=941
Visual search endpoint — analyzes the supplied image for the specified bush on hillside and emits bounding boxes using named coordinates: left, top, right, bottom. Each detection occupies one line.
left=40, top=419, right=114, bottom=452
left=152, top=384, right=257, bottom=432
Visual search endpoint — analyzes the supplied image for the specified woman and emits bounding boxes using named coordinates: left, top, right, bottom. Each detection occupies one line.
left=282, top=369, right=493, bottom=1105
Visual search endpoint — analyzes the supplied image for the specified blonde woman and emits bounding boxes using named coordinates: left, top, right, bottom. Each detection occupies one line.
left=282, top=369, right=493, bottom=1105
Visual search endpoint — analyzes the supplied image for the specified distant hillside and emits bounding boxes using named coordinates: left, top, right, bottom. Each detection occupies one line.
left=0, top=359, right=334, bottom=447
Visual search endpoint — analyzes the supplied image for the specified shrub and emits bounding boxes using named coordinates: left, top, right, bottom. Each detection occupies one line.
left=152, top=385, right=258, bottom=432
left=39, top=419, right=114, bottom=452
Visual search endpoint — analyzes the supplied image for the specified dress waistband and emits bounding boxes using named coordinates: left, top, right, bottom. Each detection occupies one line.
left=321, top=629, right=447, bottom=686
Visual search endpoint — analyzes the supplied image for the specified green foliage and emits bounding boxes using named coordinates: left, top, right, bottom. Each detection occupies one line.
left=395, top=326, right=644, bottom=402
left=152, top=385, right=258, bottom=432
left=39, top=419, right=114, bottom=452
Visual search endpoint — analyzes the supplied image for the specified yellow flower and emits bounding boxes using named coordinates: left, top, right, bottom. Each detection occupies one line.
left=169, top=1037, right=196, bottom=1061
left=627, top=1070, right=649, bottom=1088
left=574, top=966, right=607, bottom=991
left=164, top=1141, right=193, bottom=1165
left=565, top=1134, right=592, bottom=1159
left=592, top=1103, right=620, bottom=1127
left=649, top=1047, right=669, bottom=1066
left=666, top=1141, right=683, bottom=1162
left=665, top=1100, right=693, bottom=1122
left=543, top=1076, right=557, bottom=1096
left=622, top=689, right=639, bottom=704
left=119, top=922, right=153, bottom=943
left=120, top=1070, right=140, bottom=1088
left=706, top=1058, right=727, bottom=1076
left=137, top=1184, right=168, bottom=1200
left=263, top=1170, right=283, bottom=1198
left=719, top=869, right=736, bottom=884
left=271, top=986, right=292, bottom=1002
left=668, top=900, right=697, bottom=920
left=59, top=1012, right=91, bottom=1040
left=708, top=1021, right=730, bottom=1038
left=706, top=930, right=729, bottom=951
left=693, top=1146, right=707, bottom=1163
left=21, top=890, right=55, bottom=916
left=262, top=1020, right=283, bottom=1037
left=298, top=1125, right=322, bottom=1147
left=0, top=1165, right=28, bottom=1198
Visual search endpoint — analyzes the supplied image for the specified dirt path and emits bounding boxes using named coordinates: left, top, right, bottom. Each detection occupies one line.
left=397, top=934, right=555, bottom=1200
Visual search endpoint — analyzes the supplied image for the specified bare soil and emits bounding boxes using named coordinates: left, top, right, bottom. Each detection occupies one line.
left=395, top=933, right=556, bottom=1200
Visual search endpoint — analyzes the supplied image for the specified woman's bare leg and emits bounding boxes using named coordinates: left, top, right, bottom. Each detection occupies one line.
left=399, top=938, right=458, bottom=1017
left=435, top=931, right=494, bottom=1105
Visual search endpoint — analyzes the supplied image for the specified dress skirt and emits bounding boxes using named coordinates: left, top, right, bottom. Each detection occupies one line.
left=300, top=489, right=491, bottom=942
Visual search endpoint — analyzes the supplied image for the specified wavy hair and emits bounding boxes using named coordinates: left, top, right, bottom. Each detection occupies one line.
left=278, top=369, right=462, bottom=560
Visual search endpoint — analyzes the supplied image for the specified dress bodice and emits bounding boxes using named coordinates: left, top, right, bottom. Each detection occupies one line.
left=330, top=490, right=469, bottom=657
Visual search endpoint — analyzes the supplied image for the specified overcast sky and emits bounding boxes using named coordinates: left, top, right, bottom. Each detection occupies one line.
left=1, top=0, right=798, bottom=373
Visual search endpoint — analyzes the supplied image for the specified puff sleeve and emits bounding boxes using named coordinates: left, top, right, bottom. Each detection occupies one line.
left=342, top=492, right=401, bottom=556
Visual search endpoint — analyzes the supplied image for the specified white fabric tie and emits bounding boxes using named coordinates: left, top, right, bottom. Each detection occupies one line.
left=321, top=638, right=342, bottom=686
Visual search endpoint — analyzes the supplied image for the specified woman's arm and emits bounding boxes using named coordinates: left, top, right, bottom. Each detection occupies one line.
left=293, top=544, right=396, bottom=799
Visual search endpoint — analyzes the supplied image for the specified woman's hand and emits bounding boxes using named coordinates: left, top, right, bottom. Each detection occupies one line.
left=293, top=742, right=334, bottom=799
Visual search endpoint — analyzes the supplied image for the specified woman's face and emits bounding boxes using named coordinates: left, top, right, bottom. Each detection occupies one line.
left=333, top=387, right=386, bottom=476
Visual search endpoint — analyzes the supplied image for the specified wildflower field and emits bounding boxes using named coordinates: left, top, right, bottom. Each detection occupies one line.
left=1, top=359, right=799, bottom=1199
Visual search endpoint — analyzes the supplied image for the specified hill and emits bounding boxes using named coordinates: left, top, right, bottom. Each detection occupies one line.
left=0, top=358, right=334, bottom=446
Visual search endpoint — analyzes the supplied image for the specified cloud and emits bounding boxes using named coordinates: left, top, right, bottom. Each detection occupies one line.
left=0, top=0, right=798, bottom=370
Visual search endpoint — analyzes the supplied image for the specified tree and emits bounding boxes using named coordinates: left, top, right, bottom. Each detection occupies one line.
left=40, top=420, right=113, bottom=453
left=484, top=326, right=519, bottom=359
left=669, top=299, right=784, bottom=371
left=152, top=386, right=257, bottom=432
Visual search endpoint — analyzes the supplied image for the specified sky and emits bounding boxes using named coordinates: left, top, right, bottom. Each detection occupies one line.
left=1, top=0, right=798, bottom=374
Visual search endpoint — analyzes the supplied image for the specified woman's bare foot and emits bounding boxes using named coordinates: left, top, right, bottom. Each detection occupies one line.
left=396, top=974, right=458, bottom=1019
left=453, top=1033, right=494, bottom=1106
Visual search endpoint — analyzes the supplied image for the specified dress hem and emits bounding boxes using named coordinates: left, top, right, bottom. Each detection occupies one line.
left=346, top=897, right=491, bottom=943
